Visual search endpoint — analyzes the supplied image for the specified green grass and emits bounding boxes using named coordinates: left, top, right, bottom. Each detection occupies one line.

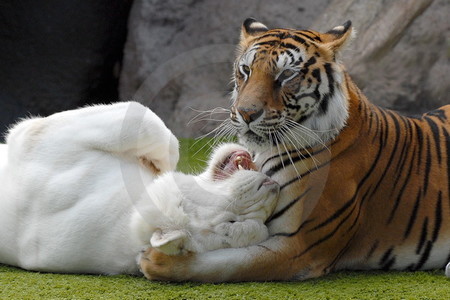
left=1, top=265, right=448, bottom=299
left=1, top=138, right=449, bottom=299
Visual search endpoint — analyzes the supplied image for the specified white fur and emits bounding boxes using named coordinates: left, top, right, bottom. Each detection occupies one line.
left=0, top=102, right=278, bottom=275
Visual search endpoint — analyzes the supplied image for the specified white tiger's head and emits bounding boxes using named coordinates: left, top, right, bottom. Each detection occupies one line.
left=134, top=143, right=280, bottom=255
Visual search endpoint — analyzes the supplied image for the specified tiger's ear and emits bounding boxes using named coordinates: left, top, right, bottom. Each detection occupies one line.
left=322, top=20, right=354, bottom=54
left=239, top=18, right=269, bottom=48
left=150, top=229, right=186, bottom=255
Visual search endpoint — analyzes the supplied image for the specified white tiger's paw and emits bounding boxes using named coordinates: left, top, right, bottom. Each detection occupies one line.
left=446, top=261, right=450, bottom=278
left=139, top=136, right=179, bottom=174
left=215, top=219, right=269, bottom=248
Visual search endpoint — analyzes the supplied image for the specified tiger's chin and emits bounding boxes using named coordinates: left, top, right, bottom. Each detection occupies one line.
left=237, top=116, right=342, bottom=153
left=238, top=131, right=271, bottom=153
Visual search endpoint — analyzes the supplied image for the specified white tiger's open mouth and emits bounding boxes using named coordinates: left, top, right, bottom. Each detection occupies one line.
left=213, top=150, right=257, bottom=180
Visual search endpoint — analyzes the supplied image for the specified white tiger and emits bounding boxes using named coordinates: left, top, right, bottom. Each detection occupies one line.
left=0, top=102, right=279, bottom=275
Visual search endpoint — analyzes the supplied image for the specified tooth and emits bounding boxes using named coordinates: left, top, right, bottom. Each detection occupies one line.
left=238, top=165, right=244, bottom=170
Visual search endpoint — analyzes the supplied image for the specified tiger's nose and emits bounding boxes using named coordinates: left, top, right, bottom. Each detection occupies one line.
left=237, top=107, right=264, bottom=124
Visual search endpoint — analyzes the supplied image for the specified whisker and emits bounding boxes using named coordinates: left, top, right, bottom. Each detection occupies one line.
left=278, top=125, right=311, bottom=176
left=286, top=120, right=330, bottom=152
left=272, top=130, right=286, bottom=171
left=187, top=107, right=230, bottom=125
left=277, top=129, right=302, bottom=180
left=282, top=124, right=321, bottom=168
left=190, top=120, right=237, bottom=158
left=286, top=119, right=331, bottom=152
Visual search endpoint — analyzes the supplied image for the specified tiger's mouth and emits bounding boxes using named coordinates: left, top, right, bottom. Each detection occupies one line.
left=213, top=150, right=257, bottom=180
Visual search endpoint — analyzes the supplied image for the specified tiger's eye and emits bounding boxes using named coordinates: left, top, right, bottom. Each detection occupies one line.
left=241, top=65, right=251, bottom=75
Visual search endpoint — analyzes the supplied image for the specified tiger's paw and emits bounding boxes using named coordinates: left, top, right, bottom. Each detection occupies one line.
left=139, top=247, right=194, bottom=282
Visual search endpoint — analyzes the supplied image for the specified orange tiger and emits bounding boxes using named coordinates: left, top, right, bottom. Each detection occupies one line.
left=140, top=19, right=450, bottom=282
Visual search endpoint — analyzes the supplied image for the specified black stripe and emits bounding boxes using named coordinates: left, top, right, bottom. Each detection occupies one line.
left=285, top=102, right=302, bottom=110
left=256, top=33, right=282, bottom=40
left=323, top=232, right=357, bottom=274
left=293, top=56, right=303, bottom=65
left=379, top=247, right=394, bottom=265
left=414, top=241, right=433, bottom=270
left=299, top=30, right=322, bottom=42
left=320, top=63, right=335, bottom=115
left=266, top=188, right=311, bottom=223
left=308, top=197, right=355, bottom=232
left=382, top=257, right=396, bottom=271
left=424, top=116, right=442, bottom=164
left=403, top=188, right=422, bottom=239
left=254, top=40, right=278, bottom=47
left=366, top=105, right=375, bottom=134
left=311, top=68, right=321, bottom=81
left=296, top=112, right=314, bottom=125
left=416, top=217, right=428, bottom=254
left=293, top=206, right=355, bottom=259
left=345, top=186, right=373, bottom=234
left=425, top=108, right=447, bottom=122
left=379, top=108, right=389, bottom=148
left=324, top=63, right=335, bottom=95
left=310, top=122, right=385, bottom=231
left=366, top=240, right=379, bottom=260
left=319, top=94, right=330, bottom=115
left=388, top=144, right=416, bottom=223
left=302, top=56, right=317, bottom=71
left=280, top=159, right=330, bottom=190
left=368, top=111, right=400, bottom=198
left=431, top=192, right=442, bottom=242
left=285, top=49, right=295, bottom=61
left=392, top=117, right=412, bottom=188
left=257, top=245, right=274, bottom=252
left=413, top=121, right=424, bottom=174
left=444, top=128, right=450, bottom=200
left=288, top=34, right=308, bottom=45
left=280, top=42, right=300, bottom=51
left=371, top=108, right=381, bottom=143
left=422, top=135, right=432, bottom=197
left=273, top=219, right=314, bottom=237
left=264, top=145, right=329, bottom=177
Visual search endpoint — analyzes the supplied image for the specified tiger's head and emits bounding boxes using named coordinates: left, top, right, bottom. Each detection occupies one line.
left=230, top=18, right=355, bottom=152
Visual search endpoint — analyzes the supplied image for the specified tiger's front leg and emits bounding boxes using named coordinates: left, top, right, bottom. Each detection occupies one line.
left=139, top=237, right=326, bottom=282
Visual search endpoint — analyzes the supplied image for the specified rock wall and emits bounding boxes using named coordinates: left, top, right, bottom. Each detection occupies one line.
left=313, top=0, right=449, bottom=114
left=120, top=0, right=449, bottom=138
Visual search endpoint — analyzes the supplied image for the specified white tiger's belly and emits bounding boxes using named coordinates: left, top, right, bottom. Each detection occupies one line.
left=0, top=144, right=7, bottom=167
left=0, top=147, right=146, bottom=274
left=0, top=144, right=18, bottom=266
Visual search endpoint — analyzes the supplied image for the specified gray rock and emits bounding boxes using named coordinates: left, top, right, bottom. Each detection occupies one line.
left=313, top=0, right=449, bottom=114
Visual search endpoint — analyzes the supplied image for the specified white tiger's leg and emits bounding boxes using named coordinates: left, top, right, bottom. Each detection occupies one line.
left=139, top=236, right=323, bottom=282
left=6, top=102, right=179, bottom=173
left=213, top=219, right=269, bottom=249
left=446, top=262, right=450, bottom=278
